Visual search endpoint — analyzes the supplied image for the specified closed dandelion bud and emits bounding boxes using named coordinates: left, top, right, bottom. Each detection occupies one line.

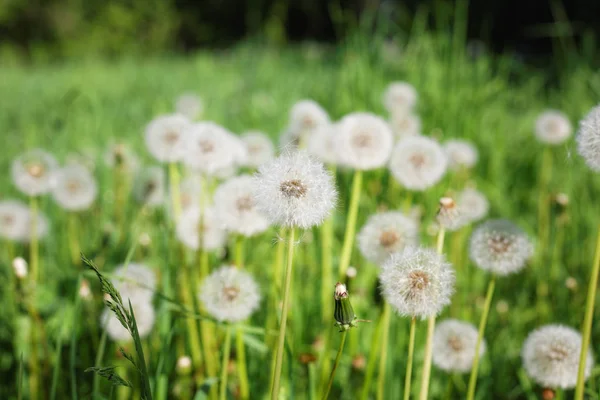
left=334, top=283, right=357, bottom=330
left=12, top=257, right=28, bottom=279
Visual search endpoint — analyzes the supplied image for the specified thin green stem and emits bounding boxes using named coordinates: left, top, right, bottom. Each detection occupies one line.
left=403, top=317, right=417, bottom=400
left=168, top=163, right=182, bottom=221
left=271, top=227, right=296, bottom=400
left=575, top=223, right=600, bottom=400
left=322, top=330, right=348, bottom=400
left=29, top=196, right=39, bottom=283
left=219, top=326, right=232, bottom=400
left=466, top=276, right=496, bottom=400
left=233, top=237, right=250, bottom=399
left=68, top=213, right=81, bottom=266
left=338, top=170, right=362, bottom=280
left=537, top=147, right=552, bottom=263
left=376, top=303, right=392, bottom=400
left=180, top=267, right=204, bottom=375
left=321, top=215, right=334, bottom=323
left=419, top=227, right=446, bottom=400
left=360, top=306, right=385, bottom=400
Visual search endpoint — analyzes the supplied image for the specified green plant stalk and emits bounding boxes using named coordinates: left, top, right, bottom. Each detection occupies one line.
left=219, top=326, right=233, bottom=400
left=68, top=213, right=81, bottom=266
left=199, top=250, right=219, bottom=393
left=29, top=196, right=39, bottom=283
left=376, top=302, right=392, bottom=400
left=403, top=317, right=417, bottom=400
left=169, top=162, right=182, bottom=221
left=574, top=223, right=600, bottom=400
left=27, top=196, right=40, bottom=400
left=419, top=227, right=446, bottom=400
left=271, top=227, right=296, bottom=400
left=466, top=276, right=496, bottom=400
left=234, top=237, right=250, bottom=400
left=321, top=215, right=334, bottom=324
left=338, top=170, right=362, bottom=280
left=322, top=330, right=348, bottom=400
left=92, top=331, right=108, bottom=398
left=180, top=267, right=204, bottom=377
left=537, top=147, right=552, bottom=264
left=359, top=306, right=385, bottom=400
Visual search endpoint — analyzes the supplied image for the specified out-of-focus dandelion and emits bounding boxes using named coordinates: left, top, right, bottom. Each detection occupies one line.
left=101, top=299, right=156, bottom=341
left=389, top=113, right=421, bottom=139
left=357, top=211, right=419, bottom=265
left=382, top=82, right=418, bottom=115
left=433, top=319, right=486, bottom=373
left=523, top=324, right=593, bottom=389
left=104, top=142, right=139, bottom=171
left=535, top=110, right=572, bottom=145
left=133, top=166, right=165, bottom=208
left=0, top=200, right=30, bottom=241
left=444, top=140, right=478, bottom=171
left=112, top=263, right=156, bottom=304
left=389, top=136, right=447, bottom=191
left=12, top=257, right=28, bottom=279
left=52, top=165, right=98, bottom=211
left=11, top=149, right=58, bottom=197
left=436, top=197, right=466, bottom=232
left=145, top=114, right=190, bottom=163
left=289, top=99, right=330, bottom=139
left=577, top=104, right=600, bottom=171
left=241, top=131, right=275, bottom=168
left=457, top=188, right=489, bottom=223
left=307, top=123, right=340, bottom=165
left=176, top=207, right=227, bottom=251
left=175, top=93, right=204, bottom=120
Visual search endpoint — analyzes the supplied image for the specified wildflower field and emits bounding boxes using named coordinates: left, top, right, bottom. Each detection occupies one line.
left=2, top=29, right=600, bottom=400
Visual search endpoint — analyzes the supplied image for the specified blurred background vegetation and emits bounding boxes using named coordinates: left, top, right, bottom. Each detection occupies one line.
left=1, top=0, right=600, bottom=66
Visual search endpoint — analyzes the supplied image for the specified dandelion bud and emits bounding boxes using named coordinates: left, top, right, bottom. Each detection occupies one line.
left=437, top=197, right=465, bottom=231
left=176, top=356, right=192, bottom=375
left=555, top=193, right=569, bottom=208
left=298, top=353, right=318, bottom=365
left=542, top=388, right=555, bottom=400
left=333, top=283, right=357, bottom=331
left=79, top=279, right=92, bottom=300
left=565, top=277, right=578, bottom=291
left=12, top=257, right=28, bottom=279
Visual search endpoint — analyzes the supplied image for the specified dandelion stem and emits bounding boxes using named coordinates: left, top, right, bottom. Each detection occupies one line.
left=537, top=147, right=552, bottom=264
left=29, top=196, right=39, bottom=283
left=466, top=275, right=496, bottom=400
left=338, top=170, right=362, bottom=280
left=403, top=317, right=417, bottom=400
left=219, top=325, right=232, bottom=400
left=180, top=266, right=204, bottom=378
left=67, top=212, right=81, bottom=266
left=359, top=302, right=386, bottom=400
left=376, top=302, right=392, bottom=400
left=574, top=223, right=600, bottom=400
left=322, top=330, right=348, bottom=400
left=168, top=163, right=182, bottom=221
left=234, top=236, right=250, bottom=400
left=321, top=214, right=334, bottom=323
left=419, top=227, right=446, bottom=400
left=271, top=227, right=296, bottom=400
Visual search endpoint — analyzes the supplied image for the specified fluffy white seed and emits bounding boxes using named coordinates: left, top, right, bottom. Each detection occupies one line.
left=357, top=211, right=419, bottom=266
left=389, top=136, right=448, bottom=191
left=199, top=265, right=261, bottom=323
left=176, top=206, right=227, bottom=251
left=336, top=112, right=394, bottom=170
left=0, top=200, right=30, bottom=241
left=307, top=123, right=340, bottom=165
left=175, top=93, right=204, bottom=120
left=436, top=197, right=467, bottom=231
left=522, top=324, right=594, bottom=389
left=144, top=114, right=190, bottom=163
left=11, top=149, right=58, bottom=196
left=112, top=263, right=157, bottom=303
left=433, top=319, right=486, bottom=373
left=52, top=165, right=98, bottom=211
left=389, top=113, right=421, bottom=139
left=469, top=219, right=533, bottom=276
left=382, top=82, right=418, bottom=115
left=457, top=188, right=489, bottom=223
left=289, top=100, right=330, bottom=138
left=576, top=104, right=600, bottom=171
left=241, top=131, right=275, bottom=168
left=252, top=151, right=337, bottom=229
left=443, top=140, right=478, bottom=171
left=379, top=246, right=455, bottom=319
left=535, top=110, right=572, bottom=145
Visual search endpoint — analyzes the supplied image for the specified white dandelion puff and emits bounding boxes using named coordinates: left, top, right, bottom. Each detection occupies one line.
left=214, top=175, right=270, bottom=236
left=469, top=219, right=533, bottom=276
left=0, top=200, right=30, bottom=241
left=289, top=99, right=330, bottom=137
left=51, top=165, right=98, bottom=211
left=11, top=149, right=58, bottom=196
left=241, top=131, right=275, bottom=168
left=133, top=166, right=165, bottom=208
left=389, top=136, right=448, bottom=191
left=436, top=197, right=466, bottom=232
left=252, top=151, right=337, bottom=229
left=199, top=265, right=261, bottom=323
left=307, top=123, right=340, bottom=165
left=457, top=188, right=489, bottom=223
left=112, top=263, right=157, bottom=303
left=576, top=104, right=600, bottom=171
left=379, top=246, right=455, bottom=319
left=357, top=211, right=419, bottom=266
left=183, top=122, right=245, bottom=175
left=522, top=324, right=594, bottom=389
left=176, top=206, right=227, bottom=251
left=104, top=142, right=140, bottom=171
left=443, top=140, right=478, bottom=171
left=144, top=114, right=190, bottom=163
left=175, top=93, right=204, bottom=120
left=433, top=319, right=486, bottom=373
left=101, top=300, right=156, bottom=341
left=535, top=110, right=572, bottom=145
left=21, top=210, right=49, bottom=243
left=336, top=112, right=394, bottom=170
left=383, top=82, right=418, bottom=115
left=12, top=257, right=28, bottom=279
left=389, top=112, right=421, bottom=139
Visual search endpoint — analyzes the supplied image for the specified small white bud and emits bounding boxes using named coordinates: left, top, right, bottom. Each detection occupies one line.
left=139, top=232, right=152, bottom=247
left=346, top=266, right=357, bottom=279
left=176, top=355, right=192, bottom=375
left=79, top=279, right=92, bottom=300
left=12, top=257, right=28, bottom=279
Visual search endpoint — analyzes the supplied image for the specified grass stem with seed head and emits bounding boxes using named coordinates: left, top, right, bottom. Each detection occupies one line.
left=322, top=330, right=348, bottom=400
left=403, top=317, right=417, bottom=400
left=574, top=223, right=600, bottom=400
left=338, top=170, right=362, bottom=280
left=466, top=275, right=496, bottom=400
left=271, top=227, right=296, bottom=400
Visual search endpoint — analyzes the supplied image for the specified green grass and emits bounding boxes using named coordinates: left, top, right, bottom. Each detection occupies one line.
left=2, top=30, right=600, bottom=399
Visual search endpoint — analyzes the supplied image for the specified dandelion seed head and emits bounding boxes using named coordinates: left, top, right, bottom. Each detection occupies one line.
left=358, top=211, right=419, bottom=266
left=175, top=93, right=204, bottom=120
left=307, top=123, right=340, bottom=165
left=436, top=197, right=467, bottom=231
left=101, top=300, right=156, bottom=341
left=289, top=100, right=330, bottom=136
left=389, top=136, right=447, bottom=191
left=0, top=200, right=30, bottom=241
left=104, top=142, right=139, bottom=171
left=133, top=166, right=165, bottom=208
left=444, top=140, right=478, bottom=171
left=241, top=131, right=275, bottom=168
left=535, top=110, right=572, bottom=145
left=252, top=151, right=337, bottom=229
left=379, top=246, right=455, bottom=319
left=576, top=104, right=600, bottom=171
left=336, top=112, right=394, bottom=170
left=469, top=219, right=533, bottom=275
left=112, top=263, right=157, bottom=303
left=457, top=188, right=489, bottom=223
left=433, top=319, right=486, bottom=373
left=522, top=324, right=594, bottom=389
left=52, top=165, right=98, bottom=211
left=383, top=82, right=418, bottom=114
left=176, top=206, right=227, bottom=251
left=11, top=149, right=58, bottom=196
left=145, top=114, right=190, bottom=163
left=214, top=175, right=270, bottom=236
left=389, top=113, right=421, bottom=139
left=199, top=265, right=261, bottom=323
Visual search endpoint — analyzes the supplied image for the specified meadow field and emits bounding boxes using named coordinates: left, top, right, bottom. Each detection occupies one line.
left=2, top=28, right=600, bottom=400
